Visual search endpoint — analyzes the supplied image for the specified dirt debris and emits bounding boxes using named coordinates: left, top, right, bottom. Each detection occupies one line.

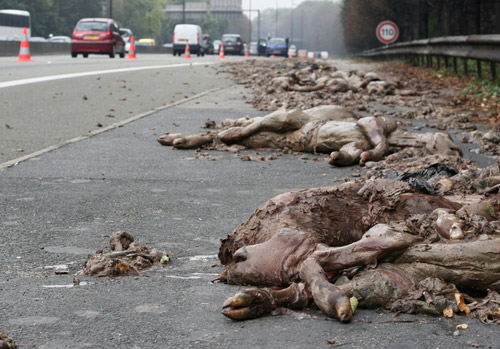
left=83, top=231, right=168, bottom=277
left=0, top=330, right=16, bottom=349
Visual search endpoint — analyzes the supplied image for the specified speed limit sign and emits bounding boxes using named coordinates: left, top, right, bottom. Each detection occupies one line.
left=376, top=20, right=399, bottom=44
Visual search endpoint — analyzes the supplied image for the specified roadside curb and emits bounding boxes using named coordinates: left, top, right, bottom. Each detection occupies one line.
left=0, top=86, right=227, bottom=171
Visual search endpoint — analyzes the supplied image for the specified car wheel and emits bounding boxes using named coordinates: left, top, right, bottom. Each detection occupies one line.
left=71, top=52, right=77, bottom=58
left=119, top=49, right=125, bottom=58
left=83, top=53, right=88, bottom=58
left=109, top=45, right=115, bottom=58
left=173, top=51, right=176, bottom=56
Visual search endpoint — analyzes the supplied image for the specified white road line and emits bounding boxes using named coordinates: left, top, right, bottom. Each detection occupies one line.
left=0, top=85, right=227, bottom=171
left=0, top=62, right=215, bottom=89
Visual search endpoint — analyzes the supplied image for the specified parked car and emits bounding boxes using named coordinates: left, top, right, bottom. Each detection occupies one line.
left=212, top=39, right=221, bottom=54
left=48, top=35, right=71, bottom=43
left=202, top=34, right=213, bottom=54
left=71, top=18, right=125, bottom=58
left=221, top=34, right=243, bottom=55
left=119, top=28, right=133, bottom=52
left=288, top=44, right=297, bottom=57
left=173, top=24, right=204, bottom=56
left=136, top=38, right=156, bottom=46
left=265, top=37, right=289, bottom=57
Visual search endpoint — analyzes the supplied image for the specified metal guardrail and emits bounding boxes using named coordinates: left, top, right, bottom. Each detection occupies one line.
left=361, top=34, right=500, bottom=81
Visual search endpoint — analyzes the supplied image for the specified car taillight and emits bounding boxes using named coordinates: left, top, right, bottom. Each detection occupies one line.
left=238, top=41, right=241, bottom=45
left=197, top=34, right=200, bottom=43
left=173, top=33, right=175, bottom=42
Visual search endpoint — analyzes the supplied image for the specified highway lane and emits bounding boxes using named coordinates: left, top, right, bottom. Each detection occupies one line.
left=0, top=54, right=244, bottom=165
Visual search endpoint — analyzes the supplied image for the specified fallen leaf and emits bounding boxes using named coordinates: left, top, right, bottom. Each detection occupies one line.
left=117, top=262, right=130, bottom=272
left=119, top=98, right=127, bottom=101
left=16, top=148, right=24, bottom=152
left=443, top=307, right=454, bottom=318
left=82, top=95, right=88, bottom=100
left=456, top=324, right=468, bottom=329
left=5, top=124, right=11, bottom=129
left=350, top=296, right=358, bottom=314
left=96, top=123, right=103, bottom=127
left=455, top=292, right=471, bottom=314
left=150, top=128, right=156, bottom=130
left=327, top=338, right=336, bottom=344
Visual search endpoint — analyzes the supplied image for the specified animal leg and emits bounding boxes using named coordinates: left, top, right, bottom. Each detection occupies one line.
left=157, top=133, right=185, bottom=146
left=328, top=142, right=363, bottom=166
left=219, top=109, right=311, bottom=144
left=222, top=282, right=311, bottom=321
left=171, top=134, right=214, bottom=149
left=310, top=224, right=420, bottom=273
left=299, top=257, right=353, bottom=322
left=356, top=117, right=389, bottom=164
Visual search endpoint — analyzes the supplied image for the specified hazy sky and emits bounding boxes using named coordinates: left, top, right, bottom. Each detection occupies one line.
left=241, top=0, right=304, bottom=12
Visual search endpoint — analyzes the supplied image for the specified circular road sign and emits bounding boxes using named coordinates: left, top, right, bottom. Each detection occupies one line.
left=376, top=20, right=399, bottom=44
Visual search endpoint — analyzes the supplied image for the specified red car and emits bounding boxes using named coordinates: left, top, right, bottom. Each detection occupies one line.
left=71, top=18, right=125, bottom=58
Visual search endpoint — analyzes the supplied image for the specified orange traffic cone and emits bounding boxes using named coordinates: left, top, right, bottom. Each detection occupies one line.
left=184, top=41, right=191, bottom=59
left=218, top=43, right=225, bottom=59
left=244, top=45, right=249, bottom=57
left=16, top=27, right=32, bottom=62
left=127, top=36, right=136, bottom=59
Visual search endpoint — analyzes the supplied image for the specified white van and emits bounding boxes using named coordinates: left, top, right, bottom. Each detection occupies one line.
left=173, top=24, right=204, bottom=56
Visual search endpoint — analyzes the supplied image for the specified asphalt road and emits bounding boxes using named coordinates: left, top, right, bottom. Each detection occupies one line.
left=1, top=57, right=499, bottom=348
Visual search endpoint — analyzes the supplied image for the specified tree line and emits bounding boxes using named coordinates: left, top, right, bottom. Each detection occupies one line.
left=341, top=0, right=500, bottom=53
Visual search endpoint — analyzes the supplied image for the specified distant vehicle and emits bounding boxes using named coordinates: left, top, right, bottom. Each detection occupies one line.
left=173, top=24, right=204, bottom=56
left=202, top=34, right=213, bottom=54
left=288, top=44, right=297, bottom=57
left=48, top=35, right=71, bottom=43
left=221, top=34, right=243, bottom=55
left=71, top=18, right=125, bottom=58
left=136, top=38, right=156, bottom=46
left=298, top=49, right=308, bottom=58
left=212, top=39, right=221, bottom=54
left=162, top=43, right=173, bottom=48
left=265, top=37, right=289, bottom=57
left=0, top=9, right=30, bottom=40
left=119, top=28, right=133, bottom=52
left=320, top=51, right=329, bottom=59
left=249, top=41, right=258, bottom=55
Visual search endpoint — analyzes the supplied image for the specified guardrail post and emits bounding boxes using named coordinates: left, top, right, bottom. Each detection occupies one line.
left=420, top=55, right=424, bottom=66
left=491, top=62, right=497, bottom=81
left=477, top=60, right=482, bottom=78
left=437, top=56, right=441, bottom=69
left=444, top=56, right=449, bottom=68
left=427, top=55, right=432, bottom=68
left=453, top=57, right=458, bottom=74
left=463, top=58, right=468, bottom=76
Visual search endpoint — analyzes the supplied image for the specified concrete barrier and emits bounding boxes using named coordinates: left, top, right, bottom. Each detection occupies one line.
left=0, top=40, right=172, bottom=57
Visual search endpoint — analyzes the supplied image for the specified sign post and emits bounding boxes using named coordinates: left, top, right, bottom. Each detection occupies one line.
left=376, top=20, right=399, bottom=45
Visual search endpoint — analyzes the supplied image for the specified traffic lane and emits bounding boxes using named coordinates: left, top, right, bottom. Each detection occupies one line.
left=1, top=89, right=498, bottom=348
left=0, top=61, right=230, bottom=164
left=0, top=53, right=230, bottom=83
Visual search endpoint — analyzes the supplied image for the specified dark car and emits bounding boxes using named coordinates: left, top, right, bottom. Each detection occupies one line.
left=221, top=34, right=243, bottom=55
left=257, top=38, right=267, bottom=56
left=265, top=37, right=289, bottom=57
left=71, top=18, right=125, bottom=58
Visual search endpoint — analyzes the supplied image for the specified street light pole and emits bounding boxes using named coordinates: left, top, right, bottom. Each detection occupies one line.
left=249, top=0, right=252, bottom=43
left=275, top=0, right=278, bottom=37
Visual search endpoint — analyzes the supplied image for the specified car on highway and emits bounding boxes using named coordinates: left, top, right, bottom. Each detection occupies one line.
left=173, top=24, right=204, bottom=56
left=249, top=41, right=258, bottom=55
left=119, top=28, right=133, bottom=52
left=48, top=35, right=71, bottom=43
left=71, top=18, right=125, bottom=58
left=265, top=37, right=289, bottom=57
left=221, top=34, right=243, bottom=55
left=136, top=38, right=156, bottom=46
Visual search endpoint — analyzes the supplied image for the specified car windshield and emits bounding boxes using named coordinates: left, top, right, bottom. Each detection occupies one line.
left=222, top=35, right=238, bottom=42
left=76, top=21, right=108, bottom=32
left=268, top=38, right=286, bottom=45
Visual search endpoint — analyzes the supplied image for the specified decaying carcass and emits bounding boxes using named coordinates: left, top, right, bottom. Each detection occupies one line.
left=157, top=105, right=461, bottom=166
left=215, top=178, right=500, bottom=323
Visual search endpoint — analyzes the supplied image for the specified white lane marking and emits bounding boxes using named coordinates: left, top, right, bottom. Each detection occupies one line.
left=0, top=62, right=215, bottom=89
